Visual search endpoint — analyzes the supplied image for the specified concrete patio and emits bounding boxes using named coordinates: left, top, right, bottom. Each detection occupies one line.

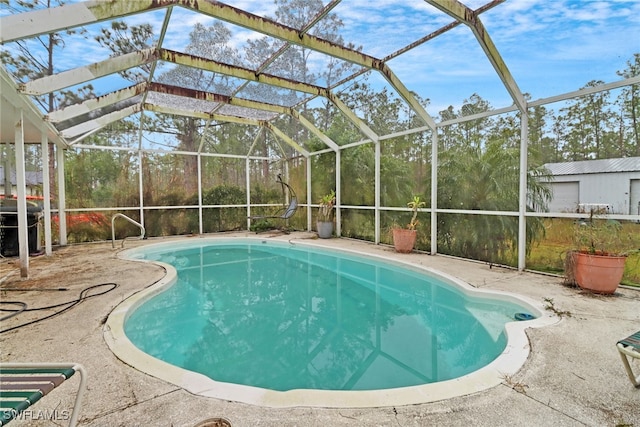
left=1, top=232, right=639, bottom=426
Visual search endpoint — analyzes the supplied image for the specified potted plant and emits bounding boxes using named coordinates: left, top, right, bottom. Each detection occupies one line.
left=567, top=214, right=631, bottom=294
left=317, top=190, right=336, bottom=239
left=392, top=196, right=425, bottom=253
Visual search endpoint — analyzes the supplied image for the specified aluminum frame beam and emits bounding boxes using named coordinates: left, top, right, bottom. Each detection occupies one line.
left=154, top=86, right=331, bottom=151
left=290, top=110, right=339, bottom=152
left=61, top=104, right=141, bottom=139
left=19, top=44, right=349, bottom=151
left=46, top=82, right=149, bottom=123
left=426, top=0, right=526, bottom=113
left=150, top=83, right=339, bottom=152
left=19, top=49, right=158, bottom=96
left=146, top=102, right=309, bottom=157
left=182, top=1, right=435, bottom=129
left=144, top=103, right=262, bottom=126
left=262, top=122, right=309, bottom=157
left=158, top=49, right=378, bottom=145
left=159, top=49, right=327, bottom=97
left=183, top=1, right=436, bottom=129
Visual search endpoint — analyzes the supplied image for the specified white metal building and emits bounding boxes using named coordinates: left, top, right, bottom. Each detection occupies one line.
left=544, top=157, right=640, bottom=215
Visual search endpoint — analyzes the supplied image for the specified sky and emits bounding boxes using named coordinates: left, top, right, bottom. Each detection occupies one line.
left=157, top=0, right=640, bottom=113
left=334, top=0, right=640, bottom=112
left=1, top=0, right=639, bottom=116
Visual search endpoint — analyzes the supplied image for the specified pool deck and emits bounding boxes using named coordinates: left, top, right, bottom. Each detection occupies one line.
left=1, top=231, right=639, bottom=426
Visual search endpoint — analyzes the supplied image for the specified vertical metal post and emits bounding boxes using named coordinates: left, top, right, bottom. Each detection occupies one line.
left=41, top=133, right=52, bottom=255
left=14, top=108, right=28, bottom=277
left=2, top=144, right=11, bottom=198
left=518, top=109, right=529, bottom=271
left=197, top=153, right=203, bottom=235
left=306, top=156, right=312, bottom=231
left=138, top=150, right=144, bottom=229
left=246, top=157, right=251, bottom=230
left=335, top=149, right=341, bottom=237
left=374, top=140, right=380, bottom=244
left=431, top=130, right=438, bottom=255
left=136, top=110, right=147, bottom=230
left=56, top=135, right=67, bottom=246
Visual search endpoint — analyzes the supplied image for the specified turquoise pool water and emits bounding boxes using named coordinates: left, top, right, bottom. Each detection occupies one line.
left=123, top=240, right=532, bottom=392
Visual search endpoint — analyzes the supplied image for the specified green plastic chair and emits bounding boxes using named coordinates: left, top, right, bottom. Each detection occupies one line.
left=0, top=363, right=86, bottom=426
left=617, top=330, right=640, bottom=387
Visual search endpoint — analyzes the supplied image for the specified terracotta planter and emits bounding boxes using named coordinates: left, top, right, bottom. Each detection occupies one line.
left=317, top=221, right=334, bottom=239
left=392, top=228, right=417, bottom=253
left=573, top=251, right=626, bottom=294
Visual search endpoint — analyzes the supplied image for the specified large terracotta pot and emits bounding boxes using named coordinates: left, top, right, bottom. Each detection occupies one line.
left=392, top=228, right=417, bottom=253
left=573, top=251, right=626, bottom=294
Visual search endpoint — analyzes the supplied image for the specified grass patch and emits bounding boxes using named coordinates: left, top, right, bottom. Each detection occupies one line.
left=527, top=218, right=640, bottom=287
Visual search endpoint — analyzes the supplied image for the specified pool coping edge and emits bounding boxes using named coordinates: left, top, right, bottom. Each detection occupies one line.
left=103, top=235, right=559, bottom=408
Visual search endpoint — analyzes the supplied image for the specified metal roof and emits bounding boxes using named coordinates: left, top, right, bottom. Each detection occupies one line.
left=544, top=157, right=640, bottom=176
left=0, top=166, right=43, bottom=186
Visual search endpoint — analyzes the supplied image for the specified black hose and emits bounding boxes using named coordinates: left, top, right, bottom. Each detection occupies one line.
left=0, top=282, right=118, bottom=334
left=0, top=302, right=27, bottom=321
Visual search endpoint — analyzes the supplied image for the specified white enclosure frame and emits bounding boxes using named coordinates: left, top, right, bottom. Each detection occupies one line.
left=1, top=1, right=639, bottom=277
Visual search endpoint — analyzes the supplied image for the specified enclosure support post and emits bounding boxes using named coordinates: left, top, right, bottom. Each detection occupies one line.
left=431, top=130, right=438, bottom=255
left=518, top=109, right=529, bottom=271
left=2, top=145, right=11, bottom=198
left=306, top=156, right=312, bottom=231
left=335, top=149, right=341, bottom=237
left=246, top=157, right=252, bottom=231
left=137, top=150, right=144, bottom=230
left=246, top=130, right=266, bottom=231
left=41, top=132, right=52, bottom=256
left=14, top=108, right=29, bottom=277
left=374, top=140, right=381, bottom=244
left=56, top=136, right=67, bottom=246
left=197, top=153, right=203, bottom=235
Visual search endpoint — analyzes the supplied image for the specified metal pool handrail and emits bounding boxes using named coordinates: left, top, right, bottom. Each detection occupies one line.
left=111, top=213, right=145, bottom=248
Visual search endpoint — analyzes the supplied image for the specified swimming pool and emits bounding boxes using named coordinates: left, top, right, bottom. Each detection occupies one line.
left=105, top=236, right=554, bottom=408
